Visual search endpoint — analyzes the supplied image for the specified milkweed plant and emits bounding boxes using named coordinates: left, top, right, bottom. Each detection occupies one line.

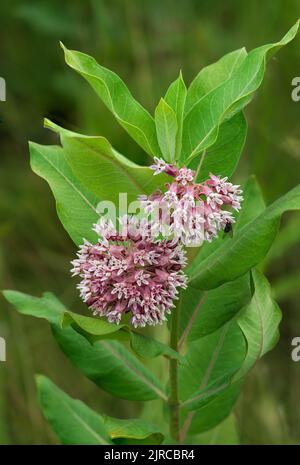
left=4, top=21, right=300, bottom=445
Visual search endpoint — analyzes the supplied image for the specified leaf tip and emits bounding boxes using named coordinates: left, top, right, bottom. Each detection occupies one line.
left=59, top=41, right=66, bottom=52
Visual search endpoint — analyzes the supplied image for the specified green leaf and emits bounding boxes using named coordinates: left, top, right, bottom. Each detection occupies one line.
left=234, top=269, right=281, bottom=380
left=235, top=175, right=266, bottom=231
left=2, top=290, right=65, bottom=326
left=61, top=43, right=160, bottom=157
left=29, top=142, right=98, bottom=245
left=187, top=183, right=300, bottom=290
left=3, top=290, right=166, bottom=401
left=186, top=383, right=241, bottom=435
left=188, top=112, right=247, bottom=182
left=154, top=98, right=178, bottom=162
left=178, top=273, right=251, bottom=345
left=164, top=72, right=187, bottom=160
left=53, top=328, right=167, bottom=401
left=188, top=414, right=240, bottom=445
left=185, top=48, right=247, bottom=115
left=37, top=376, right=164, bottom=445
left=62, top=310, right=181, bottom=361
left=37, top=375, right=112, bottom=445
left=181, top=22, right=299, bottom=162
left=103, top=417, right=164, bottom=445
left=179, top=321, right=246, bottom=408
left=45, top=119, right=169, bottom=204
left=178, top=321, right=245, bottom=435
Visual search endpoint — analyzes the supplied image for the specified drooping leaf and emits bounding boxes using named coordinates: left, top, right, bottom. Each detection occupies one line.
left=179, top=321, right=246, bottom=407
left=164, top=72, right=187, bottom=160
left=2, top=290, right=64, bottom=326
left=3, top=290, right=166, bottom=401
left=37, top=375, right=112, bottom=445
left=234, top=269, right=282, bottom=380
left=29, top=142, right=98, bottom=245
left=154, top=98, right=178, bottom=162
left=181, top=22, right=299, bottom=163
left=184, top=48, right=247, bottom=115
left=103, top=416, right=164, bottom=445
left=178, top=321, right=245, bottom=435
left=188, top=414, right=240, bottom=445
left=186, top=383, right=241, bottom=435
left=61, top=43, right=160, bottom=157
left=53, top=328, right=167, bottom=401
left=62, top=310, right=181, bottom=360
left=187, top=183, right=300, bottom=290
left=45, top=119, right=169, bottom=204
left=188, top=112, right=247, bottom=182
left=37, top=376, right=164, bottom=445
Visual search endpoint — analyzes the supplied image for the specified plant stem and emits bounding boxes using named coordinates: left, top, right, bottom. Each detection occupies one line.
left=169, top=299, right=180, bottom=443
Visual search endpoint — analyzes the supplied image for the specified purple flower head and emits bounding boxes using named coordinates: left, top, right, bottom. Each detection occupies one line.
left=142, top=159, right=243, bottom=245
left=71, top=217, right=187, bottom=328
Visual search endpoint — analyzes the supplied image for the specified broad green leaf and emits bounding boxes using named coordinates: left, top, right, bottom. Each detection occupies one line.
left=154, top=98, right=178, bottom=162
left=103, top=417, right=164, bottom=445
left=234, top=269, right=281, bottom=380
left=178, top=273, right=251, bottom=345
left=37, top=375, right=112, bottom=445
left=179, top=321, right=246, bottom=407
left=235, top=175, right=266, bottom=231
left=53, top=328, right=167, bottom=401
left=187, top=183, right=300, bottom=290
left=29, top=142, right=98, bottom=245
left=45, top=119, right=169, bottom=204
left=178, top=322, right=245, bottom=435
left=186, top=383, right=241, bottom=435
left=37, top=376, right=164, bottom=445
left=181, top=22, right=299, bottom=162
left=188, top=414, right=239, bottom=445
left=164, top=72, right=187, bottom=160
left=3, top=290, right=166, bottom=401
left=188, top=112, right=247, bottom=182
left=185, top=48, right=247, bottom=115
left=61, top=43, right=160, bottom=157
left=62, top=310, right=181, bottom=360
left=2, top=290, right=64, bottom=326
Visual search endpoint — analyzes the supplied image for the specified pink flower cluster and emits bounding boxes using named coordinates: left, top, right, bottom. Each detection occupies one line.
left=140, top=157, right=243, bottom=244
left=71, top=218, right=187, bottom=328
left=71, top=157, right=243, bottom=327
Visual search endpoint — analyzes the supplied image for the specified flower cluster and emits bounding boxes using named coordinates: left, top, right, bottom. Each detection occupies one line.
left=140, top=157, right=243, bottom=244
left=71, top=218, right=187, bottom=328
left=71, top=156, right=243, bottom=327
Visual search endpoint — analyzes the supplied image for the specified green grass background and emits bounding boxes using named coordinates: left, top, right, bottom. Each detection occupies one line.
left=1, top=0, right=300, bottom=444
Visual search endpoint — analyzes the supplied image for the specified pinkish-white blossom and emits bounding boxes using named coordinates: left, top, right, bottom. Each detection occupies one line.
left=143, top=158, right=243, bottom=245
left=71, top=217, right=187, bottom=328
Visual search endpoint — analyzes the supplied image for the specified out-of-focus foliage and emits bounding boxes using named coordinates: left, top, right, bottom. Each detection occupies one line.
left=1, top=0, right=300, bottom=444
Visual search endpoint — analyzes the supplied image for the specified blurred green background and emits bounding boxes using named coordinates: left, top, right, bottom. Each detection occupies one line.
left=1, top=0, right=300, bottom=444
